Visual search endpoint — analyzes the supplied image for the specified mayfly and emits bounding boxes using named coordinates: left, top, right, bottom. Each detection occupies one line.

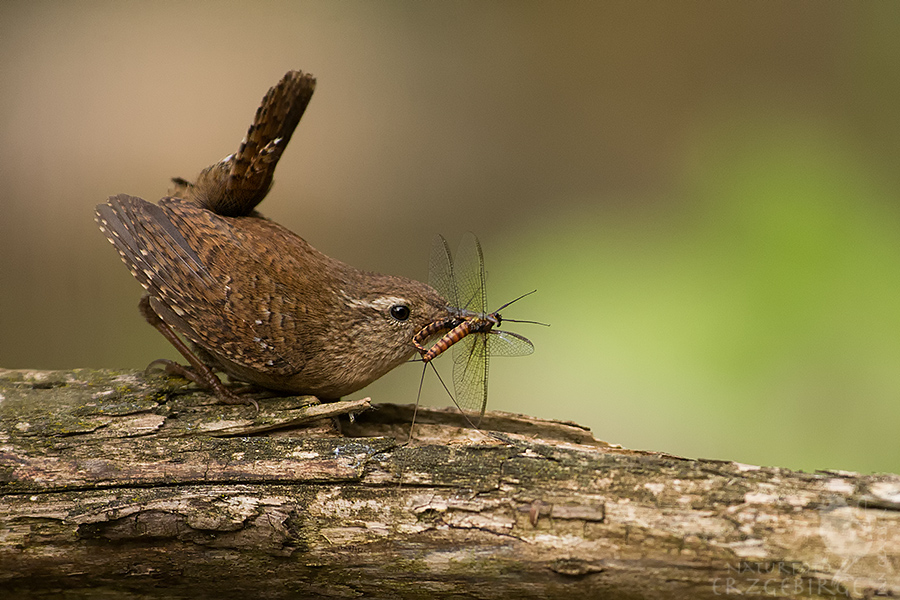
left=413, top=232, right=544, bottom=424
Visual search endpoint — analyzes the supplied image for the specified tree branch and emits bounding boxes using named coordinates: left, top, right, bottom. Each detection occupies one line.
left=1, top=368, right=897, bottom=599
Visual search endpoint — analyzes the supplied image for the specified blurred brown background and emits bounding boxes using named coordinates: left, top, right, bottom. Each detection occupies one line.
left=2, top=1, right=899, bottom=473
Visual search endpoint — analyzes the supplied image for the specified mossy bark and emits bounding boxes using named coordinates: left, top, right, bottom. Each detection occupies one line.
left=1, top=368, right=898, bottom=599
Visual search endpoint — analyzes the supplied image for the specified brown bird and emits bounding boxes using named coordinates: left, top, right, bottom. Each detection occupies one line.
left=95, top=70, right=451, bottom=406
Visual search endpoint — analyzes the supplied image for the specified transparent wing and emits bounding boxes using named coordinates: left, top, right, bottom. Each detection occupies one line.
left=452, top=333, right=489, bottom=417
left=428, top=234, right=457, bottom=308
left=485, top=329, right=535, bottom=357
left=453, top=232, right=487, bottom=314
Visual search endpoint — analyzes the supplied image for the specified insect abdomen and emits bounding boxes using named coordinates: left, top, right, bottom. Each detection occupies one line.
left=420, top=320, right=476, bottom=362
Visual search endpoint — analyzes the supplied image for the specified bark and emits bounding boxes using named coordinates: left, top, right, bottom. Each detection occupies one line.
left=0, top=368, right=898, bottom=600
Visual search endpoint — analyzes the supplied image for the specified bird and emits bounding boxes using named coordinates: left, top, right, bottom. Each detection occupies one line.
left=95, top=70, right=451, bottom=407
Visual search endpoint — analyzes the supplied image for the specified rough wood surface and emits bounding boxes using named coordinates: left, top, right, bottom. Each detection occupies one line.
left=1, top=368, right=898, bottom=599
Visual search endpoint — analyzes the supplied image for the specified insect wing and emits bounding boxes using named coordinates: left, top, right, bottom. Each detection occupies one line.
left=426, top=232, right=535, bottom=423
left=452, top=332, right=489, bottom=417
left=428, top=234, right=458, bottom=308
left=453, top=232, right=487, bottom=314
left=485, top=329, right=534, bottom=357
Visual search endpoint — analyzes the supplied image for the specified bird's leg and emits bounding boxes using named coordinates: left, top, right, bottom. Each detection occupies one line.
left=138, top=296, right=258, bottom=410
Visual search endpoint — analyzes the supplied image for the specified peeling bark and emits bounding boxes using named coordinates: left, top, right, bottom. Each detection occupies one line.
left=0, top=368, right=898, bottom=599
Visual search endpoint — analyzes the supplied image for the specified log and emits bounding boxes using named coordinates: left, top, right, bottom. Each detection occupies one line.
left=0, top=368, right=898, bottom=599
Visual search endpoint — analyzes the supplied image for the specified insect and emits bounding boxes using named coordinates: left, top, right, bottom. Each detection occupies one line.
left=413, top=232, right=544, bottom=424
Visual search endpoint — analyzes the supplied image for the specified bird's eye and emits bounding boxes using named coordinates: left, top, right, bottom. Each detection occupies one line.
left=389, top=304, right=411, bottom=321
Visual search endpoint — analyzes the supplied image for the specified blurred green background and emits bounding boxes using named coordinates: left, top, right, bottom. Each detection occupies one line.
left=2, top=1, right=899, bottom=473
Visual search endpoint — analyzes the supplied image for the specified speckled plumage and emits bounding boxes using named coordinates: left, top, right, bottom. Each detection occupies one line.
left=96, top=70, right=451, bottom=403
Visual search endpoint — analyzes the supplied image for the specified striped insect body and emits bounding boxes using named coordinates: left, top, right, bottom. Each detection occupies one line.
left=413, top=233, right=542, bottom=421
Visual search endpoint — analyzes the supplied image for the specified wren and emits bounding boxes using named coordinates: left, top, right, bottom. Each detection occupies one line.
left=95, top=70, right=451, bottom=406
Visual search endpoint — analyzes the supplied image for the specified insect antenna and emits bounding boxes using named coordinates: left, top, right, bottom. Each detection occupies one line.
left=494, top=289, right=550, bottom=326
left=502, top=318, right=550, bottom=326
left=493, top=289, right=538, bottom=312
